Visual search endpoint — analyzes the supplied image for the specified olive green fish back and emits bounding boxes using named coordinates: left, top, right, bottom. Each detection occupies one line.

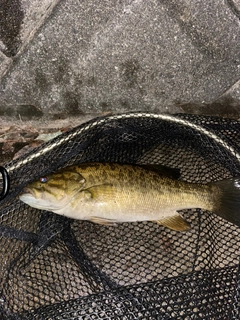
left=0, top=113, right=239, bottom=319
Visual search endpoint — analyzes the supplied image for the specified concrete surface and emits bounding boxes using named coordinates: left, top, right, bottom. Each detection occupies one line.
left=0, top=0, right=240, bottom=121
left=0, top=0, right=240, bottom=161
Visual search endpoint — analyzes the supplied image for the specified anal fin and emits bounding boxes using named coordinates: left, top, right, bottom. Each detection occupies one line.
left=155, top=214, right=190, bottom=231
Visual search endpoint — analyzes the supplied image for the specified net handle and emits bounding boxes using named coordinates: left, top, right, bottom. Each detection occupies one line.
left=0, top=166, right=10, bottom=200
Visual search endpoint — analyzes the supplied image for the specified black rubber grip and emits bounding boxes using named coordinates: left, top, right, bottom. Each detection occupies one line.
left=0, top=166, right=10, bottom=200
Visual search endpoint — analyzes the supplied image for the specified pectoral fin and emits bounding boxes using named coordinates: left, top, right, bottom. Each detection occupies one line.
left=88, top=216, right=117, bottom=226
left=84, top=184, right=114, bottom=201
left=155, top=214, right=190, bottom=231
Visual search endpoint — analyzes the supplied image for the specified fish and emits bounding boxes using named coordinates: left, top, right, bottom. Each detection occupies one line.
left=19, top=162, right=240, bottom=231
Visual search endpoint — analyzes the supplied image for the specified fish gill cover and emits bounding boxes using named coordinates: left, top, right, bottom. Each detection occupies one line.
left=0, top=112, right=239, bottom=319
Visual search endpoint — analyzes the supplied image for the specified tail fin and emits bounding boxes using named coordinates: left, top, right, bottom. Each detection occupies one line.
left=211, top=177, right=240, bottom=227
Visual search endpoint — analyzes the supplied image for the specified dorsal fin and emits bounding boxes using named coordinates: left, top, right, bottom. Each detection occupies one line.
left=138, top=164, right=180, bottom=179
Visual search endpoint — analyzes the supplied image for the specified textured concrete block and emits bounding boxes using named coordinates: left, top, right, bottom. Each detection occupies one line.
left=0, top=0, right=239, bottom=122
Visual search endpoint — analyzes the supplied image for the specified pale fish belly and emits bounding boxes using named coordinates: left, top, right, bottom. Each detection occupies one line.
left=53, top=183, right=211, bottom=224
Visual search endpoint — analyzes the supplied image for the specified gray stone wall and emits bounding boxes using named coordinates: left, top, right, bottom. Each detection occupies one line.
left=0, top=0, right=239, bottom=124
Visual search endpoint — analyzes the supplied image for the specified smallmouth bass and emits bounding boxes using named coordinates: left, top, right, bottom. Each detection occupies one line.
left=19, top=163, right=240, bottom=231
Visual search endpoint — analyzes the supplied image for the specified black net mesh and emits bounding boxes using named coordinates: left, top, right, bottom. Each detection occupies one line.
left=0, top=112, right=239, bottom=319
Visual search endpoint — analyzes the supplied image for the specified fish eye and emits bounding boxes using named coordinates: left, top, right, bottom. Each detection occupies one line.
left=39, top=177, right=48, bottom=183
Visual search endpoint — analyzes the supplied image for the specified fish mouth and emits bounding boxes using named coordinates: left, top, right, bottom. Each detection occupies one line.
left=19, top=187, right=44, bottom=209
left=20, top=187, right=36, bottom=198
